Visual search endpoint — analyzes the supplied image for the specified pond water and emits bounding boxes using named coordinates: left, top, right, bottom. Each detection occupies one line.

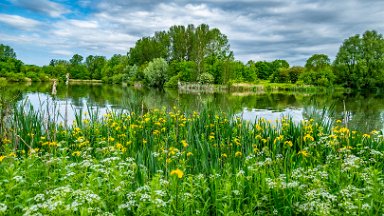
left=1, top=82, right=383, bottom=132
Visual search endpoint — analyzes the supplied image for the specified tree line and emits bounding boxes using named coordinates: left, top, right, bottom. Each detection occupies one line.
left=1, top=24, right=384, bottom=90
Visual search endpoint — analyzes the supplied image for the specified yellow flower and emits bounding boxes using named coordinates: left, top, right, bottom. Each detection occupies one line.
left=169, top=147, right=179, bottom=155
left=362, top=134, right=371, bottom=139
left=276, top=135, right=284, bottom=141
left=209, top=135, right=215, bottom=141
left=108, top=137, right=115, bottom=142
left=233, top=137, right=241, bottom=146
left=3, top=138, right=11, bottom=144
left=8, top=152, right=16, bottom=157
left=0, top=155, right=6, bottom=162
left=284, top=140, right=293, bottom=147
left=143, top=139, right=147, bottom=144
left=170, top=168, right=184, bottom=178
left=187, top=152, right=193, bottom=157
left=116, top=143, right=124, bottom=150
left=181, top=140, right=188, bottom=148
left=336, top=119, right=342, bottom=123
left=303, top=134, right=314, bottom=142
left=235, top=151, right=242, bottom=157
left=371, top=130, right=379, bottom=135
left=298, top=150, right=309, bottom=157
left=72, top=151, right=81, bottom=156
left=166, top=158, right=172, bottom=163
left=329, top=134, right=338, bottom=139
left=339, top=127, right=350, bottom=135
left=153, top=130, right=160, bottom=136
left=221, top=153, right=227, bottom=158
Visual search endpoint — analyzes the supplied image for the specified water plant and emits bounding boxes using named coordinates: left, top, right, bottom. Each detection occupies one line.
left=0, top=103, right=383, bottom=215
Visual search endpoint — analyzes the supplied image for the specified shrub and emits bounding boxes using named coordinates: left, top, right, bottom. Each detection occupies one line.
left=198, top=72, right=214, bottom=84
left=144, top=58, right=168, bottom=88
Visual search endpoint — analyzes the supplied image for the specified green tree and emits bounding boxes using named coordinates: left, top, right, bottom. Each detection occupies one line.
left=334, top=30, right=384, bottom=89
left=305, top=54, right=331, bottom=71
left=300, top=54, right=335, bottom=86
left=0, top=44, right=16, bottom=60
left=270, top=60, right=290, bottom=83
left=288, top=66, right=304, bottom=83
left=144, top=58, right=169, bottom=87
left=69, top=54, right=89, bottom=79
left=254, top=61, right=272, bottom=80
left=86, top=55, right=106, bottom=80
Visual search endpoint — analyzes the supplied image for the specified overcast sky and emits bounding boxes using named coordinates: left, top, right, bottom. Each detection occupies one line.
left=1, top=0, right=383, bottom=66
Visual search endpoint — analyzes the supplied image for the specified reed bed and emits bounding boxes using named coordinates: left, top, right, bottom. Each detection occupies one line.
left=0, top=103, right=383, bottom=215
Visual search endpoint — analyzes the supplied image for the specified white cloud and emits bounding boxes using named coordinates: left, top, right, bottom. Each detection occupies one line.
left=0, top=13, right=41, bottom=29
left=2, top=0, right=384, bottom=66
left=10, top=0, right=70, bottom=17
left=51, top=50, right=72, bottom=56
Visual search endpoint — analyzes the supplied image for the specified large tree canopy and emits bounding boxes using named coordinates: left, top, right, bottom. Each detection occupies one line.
left=334, top=30, right=384, bottom=89
left=128, top=24, right=232, bottom=78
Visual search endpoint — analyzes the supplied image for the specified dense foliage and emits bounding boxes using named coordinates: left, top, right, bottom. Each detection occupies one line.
left=1, top=27, right=384, bottom=90
left=0, top=105, right=383, bottom=215
left=334, top=30, right=384, bottom=89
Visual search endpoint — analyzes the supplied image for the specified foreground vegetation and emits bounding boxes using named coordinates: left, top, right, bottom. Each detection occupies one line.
left=0, top=104, right=383, bottom=215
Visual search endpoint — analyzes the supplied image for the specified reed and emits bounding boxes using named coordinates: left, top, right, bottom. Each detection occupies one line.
left=0, top=102, right=383, bottom=215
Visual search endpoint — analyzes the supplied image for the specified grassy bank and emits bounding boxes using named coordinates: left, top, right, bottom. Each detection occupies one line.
left=0, top=106, right=383, bottom=215
left=176, top=81, right=345, bottom=94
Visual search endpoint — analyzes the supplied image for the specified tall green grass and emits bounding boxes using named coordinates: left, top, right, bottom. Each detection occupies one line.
left=0, top=102, right=383, bottom=215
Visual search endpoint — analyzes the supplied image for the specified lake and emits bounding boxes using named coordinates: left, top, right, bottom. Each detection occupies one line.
left=1, top=82, right=383, bottom=132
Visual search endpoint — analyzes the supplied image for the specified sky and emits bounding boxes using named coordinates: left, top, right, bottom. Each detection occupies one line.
left=0, top=0, right=383, bottom=66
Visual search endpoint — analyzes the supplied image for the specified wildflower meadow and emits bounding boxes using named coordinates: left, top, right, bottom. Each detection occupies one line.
left=0, top=104, right=383, bottom=215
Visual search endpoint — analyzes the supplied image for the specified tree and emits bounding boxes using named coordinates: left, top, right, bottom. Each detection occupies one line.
left=70, top=54, right=83, bottom=65
left=69, top=54, right=89, bottom=79
left=0, top=44, right=16, bottom=60
left=305, top=54, right=331, bottom=71
left=128, top=23, right=232, bottom=84
left=46, top=59, right=69, bottom=80
left=144, top=58, right=169, bottom=87
left=169, top=25, right=189, bottom=61
left=128, top=34, right=169, bottom=66
left=85, top=55, right=106, bottom=80
left=254, top=61, right=273, bottom=80
left=299, top=54, right=335, bottom=86
left=270, top=60, right=290, bottom=83
left=334, top=30, right=384, bottom=89
left=288, top=66, right=304, bottom=83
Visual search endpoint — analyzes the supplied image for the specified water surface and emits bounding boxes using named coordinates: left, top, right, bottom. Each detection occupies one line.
left=1, top=82, right=383, bottom=132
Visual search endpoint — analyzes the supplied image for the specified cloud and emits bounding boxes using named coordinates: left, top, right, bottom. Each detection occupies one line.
left=2, top=0, right=384, bottom=66
left=51, top=50, right=73, bottom=56
left=0, top=13, right=41, bottom=29
left=9, top=0, right=70, bottom=17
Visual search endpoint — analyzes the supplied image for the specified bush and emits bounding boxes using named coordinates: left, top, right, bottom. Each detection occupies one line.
left=164, top=74, right=181, bottom=88
left=111, top=74, right=124, bottom=84
left=5, top=72, right=24, bottom=82
left=26, top=72, right=40, bottom=82
left=198, top=72, right=215, bottom=84
left=144, top=58, right=168, bottom=88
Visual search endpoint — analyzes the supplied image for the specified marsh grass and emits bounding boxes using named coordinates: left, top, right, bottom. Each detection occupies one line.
left=0, top=101, right=383, bottom=215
